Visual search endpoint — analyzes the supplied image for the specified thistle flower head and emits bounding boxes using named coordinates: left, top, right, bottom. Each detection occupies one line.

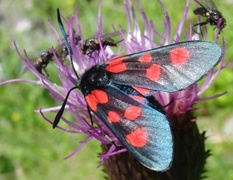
left=1, top=0, right=225, bottom=168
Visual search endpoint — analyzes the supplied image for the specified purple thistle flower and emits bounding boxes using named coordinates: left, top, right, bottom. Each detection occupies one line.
left=0, top=0, right=226, bottom=178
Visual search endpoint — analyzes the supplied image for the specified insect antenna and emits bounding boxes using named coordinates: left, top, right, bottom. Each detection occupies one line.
left=53, top=9, right=80, bottom=128
left=53, top=86, right=79, bottom=128
left=57, top=8, right=80, bottom=80
left=54, top=9, right=94, bottom=128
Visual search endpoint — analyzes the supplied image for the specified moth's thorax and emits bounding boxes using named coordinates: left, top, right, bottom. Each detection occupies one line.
left=79, top=64, right=110, bottom=95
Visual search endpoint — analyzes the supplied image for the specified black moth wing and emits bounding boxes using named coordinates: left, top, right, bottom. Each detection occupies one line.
left=106, top=41, right=221, bottom=92
left=89, top=85, right=173, bottom=171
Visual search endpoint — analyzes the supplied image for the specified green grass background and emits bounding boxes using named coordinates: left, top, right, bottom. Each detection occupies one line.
left=0, top=0, right=232, bottom=179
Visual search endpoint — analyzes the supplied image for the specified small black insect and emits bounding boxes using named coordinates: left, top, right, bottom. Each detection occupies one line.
left=193, top=0, right=226, bottom=34
left=33, top=31, right=81, bottom=76
left=81, top=30, right=125, bottom=55
left=34, top=50, right=53, bottom=76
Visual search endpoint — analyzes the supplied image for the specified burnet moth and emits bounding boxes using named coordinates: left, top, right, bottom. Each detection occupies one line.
left=54, top=9, right=222, bottom=171
left=193, top=0, right=226, bottom=34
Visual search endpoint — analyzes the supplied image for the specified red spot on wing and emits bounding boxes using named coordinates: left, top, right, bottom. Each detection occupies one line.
left=108, top=111, right=121, bottom=123
left=124, top=106, right=142, bottom=120
left=85, top=90, right=108, bottom=112
left=146, top=64, right=161, bottom=81
left=126, top=127, right=148, bottom=147
left=170, top=47, right=190, bottom=64
left=107, top=57, right=125, bottom=66
left=132, top=86, right=153, bottom=96
left=106, top=57, right=127, bottom=73
left=130, top=95, right=146, bottom=104
left=85, top=94, right=97, bottom=112
left=138, top=53, right=153, bottom=62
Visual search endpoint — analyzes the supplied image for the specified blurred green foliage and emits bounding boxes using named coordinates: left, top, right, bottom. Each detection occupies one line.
left=0, top=0, right=232, bottom=179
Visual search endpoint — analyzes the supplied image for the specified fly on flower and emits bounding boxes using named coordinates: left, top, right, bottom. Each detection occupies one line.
left=193, top=0, right=226, bottom=34
left=34, top=50, right=53, bottom=76
left=33, top=31, right=81, bottom=76
left=54, top=9, right=222, bottom=172
left=81, top=30, right=125, bottom=55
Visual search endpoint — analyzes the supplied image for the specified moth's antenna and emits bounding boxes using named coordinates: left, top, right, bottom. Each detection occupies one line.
left=53, top=9, right=80, bottom=128
left=57, top=8, right=80, bottom=79
left=53, top=86, right=79, bottom=128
